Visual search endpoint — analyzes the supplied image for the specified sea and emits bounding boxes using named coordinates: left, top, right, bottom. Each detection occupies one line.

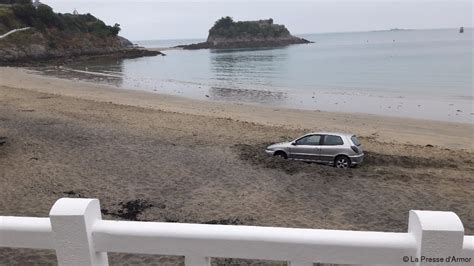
left=46, top=28, right=473, bottom=123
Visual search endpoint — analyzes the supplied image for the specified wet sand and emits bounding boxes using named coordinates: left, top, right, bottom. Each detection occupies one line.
left=0, top=67, right=473, bottom=265
left=1, top=67, right=473, bottom=150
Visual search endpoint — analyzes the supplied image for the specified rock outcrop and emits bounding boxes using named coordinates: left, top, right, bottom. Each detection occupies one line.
left=118, top=36, right=134, bottom=48
left=0, top=29, right=161, bottom=64
left=0, top=3, right=161, bottom=64
left=179, top=17, right=312, bottom=50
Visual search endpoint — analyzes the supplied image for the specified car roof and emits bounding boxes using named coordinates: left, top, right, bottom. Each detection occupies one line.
left=306, top=132, right=355, bottom=138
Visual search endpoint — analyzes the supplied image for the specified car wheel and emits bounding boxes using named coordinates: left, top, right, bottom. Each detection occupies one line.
left=335, top=155, right=350, bottom=169
left=274, top=151, right=287, bottom=159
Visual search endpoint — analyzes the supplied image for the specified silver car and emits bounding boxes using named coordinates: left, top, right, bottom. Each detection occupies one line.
left=265, top=132, right=364, bottom=168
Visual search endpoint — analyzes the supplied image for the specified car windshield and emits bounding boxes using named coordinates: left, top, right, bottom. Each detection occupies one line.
left=351, top=136, right=361, bottom=146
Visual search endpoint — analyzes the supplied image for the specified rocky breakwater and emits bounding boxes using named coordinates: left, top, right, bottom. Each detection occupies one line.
left=178, top=17, right=312, bottom=49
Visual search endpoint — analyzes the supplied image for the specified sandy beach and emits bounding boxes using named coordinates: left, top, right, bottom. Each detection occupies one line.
left=0, top=67, right=473, bottom=264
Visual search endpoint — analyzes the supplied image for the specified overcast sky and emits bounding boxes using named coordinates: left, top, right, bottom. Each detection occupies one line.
left=41, top=0, right=472, bottom=41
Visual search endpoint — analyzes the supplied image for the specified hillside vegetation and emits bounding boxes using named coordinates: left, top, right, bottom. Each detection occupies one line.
left=0, top=0, right=161, bottom=64
left=0, top=0, right=120, bottom=36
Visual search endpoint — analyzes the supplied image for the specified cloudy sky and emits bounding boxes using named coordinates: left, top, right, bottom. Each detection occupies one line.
left=41, top=0, right=472, bottom=41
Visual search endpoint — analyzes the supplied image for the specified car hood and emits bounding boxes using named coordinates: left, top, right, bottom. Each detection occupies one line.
left=267, top=142, right=290, bottom=149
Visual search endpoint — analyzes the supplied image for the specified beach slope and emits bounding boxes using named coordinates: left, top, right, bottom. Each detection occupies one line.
left=0, top=67, right=473, bottom=264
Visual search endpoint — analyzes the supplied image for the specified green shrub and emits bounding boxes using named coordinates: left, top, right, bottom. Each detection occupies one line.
left=209, top=17, right=290, bottom=38
left=36, top=4, right=60, bottom=28
left=11, top=3, right=36, bottom=26
left=213, top=16, right=233, bottom=30
left=0, top=0, right=31, bottom=4
left=3, top=3, right=120, bottom=36
left=0, top=7, right=20, bottom=30
left=109, top=23, right=120, bottom=36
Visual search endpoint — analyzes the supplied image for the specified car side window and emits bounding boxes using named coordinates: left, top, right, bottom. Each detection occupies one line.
left=323, top=135, right=344, bottom=145
left=295, top=135, right=321, bottom=145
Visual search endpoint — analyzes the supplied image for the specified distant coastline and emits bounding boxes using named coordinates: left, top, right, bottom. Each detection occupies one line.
left=370, top=28, right=413, bottom=32
left=314, top=27, right=470, bottom=35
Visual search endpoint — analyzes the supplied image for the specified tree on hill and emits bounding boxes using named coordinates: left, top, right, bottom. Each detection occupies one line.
left=212, top=16, right=234, bottom=30
left=4, top=2, right=121, bottom=37
left=0, top=0, right=32, bottom=4
left=109, top=23, right=121, bottom=36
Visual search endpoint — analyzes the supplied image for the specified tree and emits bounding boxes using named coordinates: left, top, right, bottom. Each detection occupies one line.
left=110, top=23, right=120, bottom=35
left=15, top=0, right=32, bottom=4
left=11, top=3, right=36, bottom=26
left=213, top=16, right=234, bottom=30
left=36, top=4, right=59, bottom=27
left=0, top=0, right=32, bottom=4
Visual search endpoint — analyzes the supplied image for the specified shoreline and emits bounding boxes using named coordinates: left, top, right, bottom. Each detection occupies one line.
left=34, top=45, right=472, bottom=124
left=0, top=48, right=163, bottom=67
left=34, top=64, right=472, bottom=124
left=0, top=66, right=472, bottom=150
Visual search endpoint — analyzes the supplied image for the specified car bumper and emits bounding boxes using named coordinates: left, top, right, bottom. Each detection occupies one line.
left=349, top=153, right=364, bottom=165
left=265, top=149, right=275, bottom=156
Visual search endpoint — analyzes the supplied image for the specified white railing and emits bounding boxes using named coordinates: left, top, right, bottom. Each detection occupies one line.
left=1, top=198, right=473, bottom=265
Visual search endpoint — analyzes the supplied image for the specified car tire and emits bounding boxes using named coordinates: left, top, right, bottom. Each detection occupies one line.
left=274, top=151, right=288, bottom=159
left=335, top=155, right=351, bottom=169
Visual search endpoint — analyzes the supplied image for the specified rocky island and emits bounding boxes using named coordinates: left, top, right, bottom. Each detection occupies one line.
left=0, top=0, right=161, bottom=64
left=179, top=17, right=312, bottom=49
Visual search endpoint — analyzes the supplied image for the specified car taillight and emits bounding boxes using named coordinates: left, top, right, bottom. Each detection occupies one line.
left=351, top=146, right=360, bottom=153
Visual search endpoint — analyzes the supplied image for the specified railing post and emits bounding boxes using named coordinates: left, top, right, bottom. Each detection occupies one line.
left=49, top=198, right=109, bottom=266
left=184, top=256, right=211, bottom=266
left=408, top=210, right=464, bottom=266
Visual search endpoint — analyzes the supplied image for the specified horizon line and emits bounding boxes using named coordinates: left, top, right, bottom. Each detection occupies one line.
left=130, top=26, right=470, bottom=42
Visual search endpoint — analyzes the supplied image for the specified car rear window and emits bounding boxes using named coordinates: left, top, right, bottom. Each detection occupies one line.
left=323, top=135, right=344, bottom=145
left=351, top=135, right=361, bottom=146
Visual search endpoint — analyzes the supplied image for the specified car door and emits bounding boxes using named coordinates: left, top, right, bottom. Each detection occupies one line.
left=289, top=135, right=322, bottom=161
left=319, top=135, right=345, bottom=163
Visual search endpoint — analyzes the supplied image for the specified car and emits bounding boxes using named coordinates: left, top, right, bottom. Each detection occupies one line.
left=265, top=132, right=364, bottom=168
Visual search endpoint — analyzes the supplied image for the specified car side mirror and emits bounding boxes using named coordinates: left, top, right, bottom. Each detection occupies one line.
left=291, top=142, right=296, bottom=146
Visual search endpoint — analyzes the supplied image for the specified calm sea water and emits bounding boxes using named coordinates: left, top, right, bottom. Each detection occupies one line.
left=53, top=28, right=473, bottom=123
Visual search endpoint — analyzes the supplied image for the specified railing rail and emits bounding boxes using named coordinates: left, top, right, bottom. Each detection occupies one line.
left=1, top=198, right=473, bottom=266
left=1, top=217, right=53, bottom=250
left=93, top=220, right=418, bottom=264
